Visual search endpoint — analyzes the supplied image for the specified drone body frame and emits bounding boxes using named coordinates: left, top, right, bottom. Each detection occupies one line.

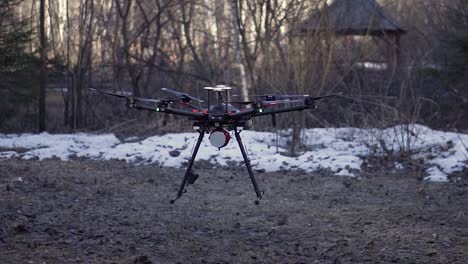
left=90, top=85, right=339, bottom=204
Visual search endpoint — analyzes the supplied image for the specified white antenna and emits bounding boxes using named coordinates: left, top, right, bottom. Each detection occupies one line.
left=204, top=85, right=232, bottom=92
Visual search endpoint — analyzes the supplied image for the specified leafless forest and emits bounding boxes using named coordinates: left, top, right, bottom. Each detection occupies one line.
left=0, top=0, right=466, bottom=135
left=1, top=1, right=468, bottom=263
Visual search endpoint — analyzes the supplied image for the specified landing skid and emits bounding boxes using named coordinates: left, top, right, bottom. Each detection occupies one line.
left=170, top=129, right=264, bottom=205
left=170, top=130, right=205, bottom=204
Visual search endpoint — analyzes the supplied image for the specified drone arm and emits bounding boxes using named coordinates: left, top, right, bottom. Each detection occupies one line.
left=133, top=105, right=156, bottom=111
left=179, top=102, right=204, bottom=111
left=129, top=103, right=205, bottom=120
left=227, top=108, right=257, bottom=120
left=163, top=107, right=206, bottom=119
left=228, top=103, right=316, bottom=120
left=253, top=105, right=313, bottom=117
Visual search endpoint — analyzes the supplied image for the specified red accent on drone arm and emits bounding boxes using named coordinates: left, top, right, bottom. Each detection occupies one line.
left=164, top=107, right=206, bottom=119
left=179, top=102, right=203, bottom=111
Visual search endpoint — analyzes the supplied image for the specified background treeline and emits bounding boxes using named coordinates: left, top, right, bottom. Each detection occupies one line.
left=0, top=0, right=467, bottom=136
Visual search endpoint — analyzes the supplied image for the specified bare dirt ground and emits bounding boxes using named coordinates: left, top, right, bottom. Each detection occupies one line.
left=0, top=158, right=467, bottom=264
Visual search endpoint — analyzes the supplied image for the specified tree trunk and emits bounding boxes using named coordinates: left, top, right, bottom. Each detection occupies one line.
left=230, top=0, right=248, bottom=101
left=38, top=0, right=47, bottom=132
left=64, top=0, right=70, bottom=127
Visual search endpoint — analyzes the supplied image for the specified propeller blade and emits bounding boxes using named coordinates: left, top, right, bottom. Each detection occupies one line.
left=262, top=99, right=304, bottom=106
left=89, top=88, right=128, bottom=98
left=228, top=92, right=342, bottom=108
left=274, top=95, right=309, bottom=100
left=233, top=92, right=343, bottom=101
left=135, top=97, right=175, bottom=104
left=161, top=87, right=204, bottom=103
left=259, top=94, right=310, bottom=100
left=225, top=101, right=255, bottom=105
left=311, top=92, right=343, bottom=100
left=227, top=98, right=304, bottom=106
left=89, top=88, right=174, bottom=105
left=233, top=94, right=309, bottom=98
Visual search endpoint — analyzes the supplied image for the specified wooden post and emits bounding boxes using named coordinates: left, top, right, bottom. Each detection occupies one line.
left=395, top=34, right=401, bottom=67
left=384, top=32, right=399, bottom=68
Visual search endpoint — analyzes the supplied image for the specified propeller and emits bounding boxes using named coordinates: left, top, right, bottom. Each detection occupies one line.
left=233, top=92, right=343, bottom=101
left=89, top=88, right=175, bottom=106
left=161, top=88, right=205, bottom=103
left=228, top=97, right=303, bottom=128
left=226, top=99, right=304, bottom=106
left=89, top=88, right=128, bottom=98
left=228, top=93, right=342, bottom=112
left=257, top=95, right=310, bottom=101
left=311, top=93, right=343, bottom=100
left=233, top=94, right=309, bottom=100
left=225, top=101, right=255, bottom=105
left=262, top=99, right=304, bottom=106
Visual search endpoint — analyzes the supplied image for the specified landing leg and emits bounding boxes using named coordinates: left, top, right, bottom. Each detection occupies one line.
left=170, top=130, right=205, bottom=204
left=234, top=129, right=264, bottom=205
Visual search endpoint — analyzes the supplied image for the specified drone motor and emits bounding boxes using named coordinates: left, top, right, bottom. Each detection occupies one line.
left=209, top=128, right=230, bottom=149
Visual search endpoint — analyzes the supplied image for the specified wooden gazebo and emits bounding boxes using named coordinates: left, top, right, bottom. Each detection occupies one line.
left=297, top=0, right=406, bottom=66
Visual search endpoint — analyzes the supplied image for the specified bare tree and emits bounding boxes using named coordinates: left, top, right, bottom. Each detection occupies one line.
left=39, top=0, right=47, bottom=131
left=230, top=0, right=248, bottom=100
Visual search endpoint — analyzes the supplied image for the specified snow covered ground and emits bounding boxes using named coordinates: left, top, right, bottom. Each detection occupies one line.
left=0, top=124, right=466, bottom=182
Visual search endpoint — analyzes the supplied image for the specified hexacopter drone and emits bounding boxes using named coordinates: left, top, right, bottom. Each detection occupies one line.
left=90, top=85, right=339, bottom=204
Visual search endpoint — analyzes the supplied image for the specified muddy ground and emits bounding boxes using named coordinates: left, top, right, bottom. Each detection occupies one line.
left=0, top=158, right=467, bottom=264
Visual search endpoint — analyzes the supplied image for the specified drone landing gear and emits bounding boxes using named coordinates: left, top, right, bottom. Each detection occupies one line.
left=170, top=129, right=264, bottom=205
left=234, top=130, right=264, bottom=205
left=170, top=131, right=205, bottom=204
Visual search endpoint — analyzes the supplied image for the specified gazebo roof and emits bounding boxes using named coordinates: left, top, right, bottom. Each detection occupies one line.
left=298, top=0, right=406, bottom=36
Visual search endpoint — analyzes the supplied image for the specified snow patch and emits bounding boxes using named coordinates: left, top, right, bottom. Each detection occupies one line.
left=1, top=125, right=467, bottom=181
left=424, top=167, right=448, bottom=182
left=335, top=169, right=355, bottom=177
left=395, top=162, right=404, bottom=170
left=0, top=151, right=17, bottom=159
